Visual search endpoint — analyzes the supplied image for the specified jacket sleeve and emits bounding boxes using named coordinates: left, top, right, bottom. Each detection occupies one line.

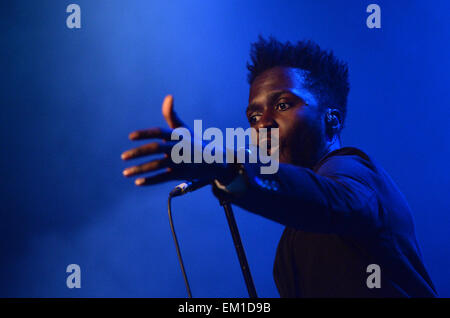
left=213, top=153, right=383, bottom=236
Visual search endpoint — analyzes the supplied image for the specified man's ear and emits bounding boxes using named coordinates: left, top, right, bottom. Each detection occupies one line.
left=325, top=108, right=342, bottom=140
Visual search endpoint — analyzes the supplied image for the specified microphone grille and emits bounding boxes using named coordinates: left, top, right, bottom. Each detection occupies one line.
left=175, top=182, right=190, bottom=191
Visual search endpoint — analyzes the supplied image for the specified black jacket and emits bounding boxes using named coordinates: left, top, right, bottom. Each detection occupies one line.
left=214, top=147, right=437, bottom=297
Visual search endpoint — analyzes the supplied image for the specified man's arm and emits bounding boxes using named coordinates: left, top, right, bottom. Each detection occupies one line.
left=214, top=151, right=382, bottom=237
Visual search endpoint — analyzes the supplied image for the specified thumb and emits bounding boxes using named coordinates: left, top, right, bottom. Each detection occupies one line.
left=162, top=95, right=185, bottom=129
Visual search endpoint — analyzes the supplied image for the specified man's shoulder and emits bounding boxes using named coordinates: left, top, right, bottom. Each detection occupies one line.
left=314, top=147, right=377, bottom=175
left=312, top=146, right=384, bottom=195
left=314, top=147, right=373, bottom=169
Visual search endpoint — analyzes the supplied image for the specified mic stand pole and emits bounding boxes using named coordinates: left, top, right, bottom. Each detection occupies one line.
left=219, top=199, right=258, bottom=298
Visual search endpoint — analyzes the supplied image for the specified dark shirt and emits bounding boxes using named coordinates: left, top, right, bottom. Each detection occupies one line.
left=215, top=147, right=437, bottom=297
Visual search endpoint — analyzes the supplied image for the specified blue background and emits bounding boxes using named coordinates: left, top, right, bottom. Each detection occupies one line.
left=1, top=0, right=449, bottom=297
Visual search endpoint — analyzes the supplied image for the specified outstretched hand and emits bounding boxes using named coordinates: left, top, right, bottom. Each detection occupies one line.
left=121, top=95, right=228, bottom=186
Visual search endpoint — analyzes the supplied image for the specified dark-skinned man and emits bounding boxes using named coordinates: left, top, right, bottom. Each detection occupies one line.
left=121, top=37, right=437, bottom=297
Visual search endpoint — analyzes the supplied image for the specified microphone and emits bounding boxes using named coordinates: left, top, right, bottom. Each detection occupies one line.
left=168, top=149, right=250, bottom=198
left=169, top=179, right=211, bottom=198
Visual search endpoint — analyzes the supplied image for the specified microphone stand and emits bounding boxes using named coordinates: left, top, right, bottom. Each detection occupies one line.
left=219, top=199, right=258, bottom=298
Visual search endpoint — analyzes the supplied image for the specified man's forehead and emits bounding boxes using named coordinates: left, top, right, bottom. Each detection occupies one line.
left=249, top=67, right=312, bottom=103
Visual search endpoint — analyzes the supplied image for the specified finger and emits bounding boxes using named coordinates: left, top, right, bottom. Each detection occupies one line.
left=123, top=157, right=172, bottom=177
left=121, top=142, right=173, bottom=160
left=162, top=95, right=185, bottom=129
left=128, top=127, right=172, bottom=141
left=134, top=169, right=176, bottom=186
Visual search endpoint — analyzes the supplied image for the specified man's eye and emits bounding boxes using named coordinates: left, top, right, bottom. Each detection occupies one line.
left=275, top=102, right=291, bottom=111
left=248, top=114, right=262, bottom=124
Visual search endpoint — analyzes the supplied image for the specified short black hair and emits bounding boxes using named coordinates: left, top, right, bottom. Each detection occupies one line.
left=247, top=36, right=350, bottom=127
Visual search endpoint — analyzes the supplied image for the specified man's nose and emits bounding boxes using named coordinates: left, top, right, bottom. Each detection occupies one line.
left=256, top=111, right=278, bottom=130
left=253, top=112, right=278, bottom=147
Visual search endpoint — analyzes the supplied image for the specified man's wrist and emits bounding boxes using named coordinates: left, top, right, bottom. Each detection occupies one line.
left=216, top=162, right=242, bottom=186
left=214, top=162, right=248, bottom=196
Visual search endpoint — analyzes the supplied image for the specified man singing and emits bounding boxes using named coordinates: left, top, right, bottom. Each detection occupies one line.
left=121, top=37, right=437, bottom=297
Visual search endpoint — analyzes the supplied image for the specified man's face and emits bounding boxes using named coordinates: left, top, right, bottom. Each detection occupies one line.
left=247, top=66, right=327, bottom=168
